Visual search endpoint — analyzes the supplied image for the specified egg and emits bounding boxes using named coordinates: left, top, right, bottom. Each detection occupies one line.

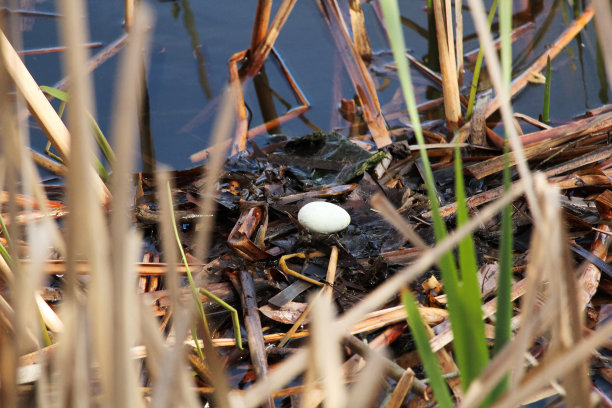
left=298, top=201, right=351, bottom=234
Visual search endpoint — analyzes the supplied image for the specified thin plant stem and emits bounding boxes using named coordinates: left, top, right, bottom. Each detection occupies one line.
left=402, top=288, right=453, bottom=407
left=199, top=288, right=242, bottom=350
left=542, top=56, right=551, bottom=124
left=167, top=181, right=210, bottom=360
left=167, top=181, right=243, bottom=354
left=466, top=0, right=498, bottom=119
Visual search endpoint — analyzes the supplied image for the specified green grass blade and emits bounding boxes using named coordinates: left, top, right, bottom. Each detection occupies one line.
left=542, top=56, right=551, bottom=124
left=491, top=142, right=514, bottom=400
left=402, top=288, right=453, bottom=408
left=40, top=85, right=69, bottom=101
left=466, top=0, right=498, bottom=119
left=383, top=0, right=493, bottom=394
left=0, top=240, right=12, bottom=267
left=40, top=85, right=116, bottom=165
left=167, top=181, right=208, bottom=360
left=200, top=287, right=242, bottom=350
left=452, top=144, right=490, bottom=388
left=167, top=182, right=243, bottom=353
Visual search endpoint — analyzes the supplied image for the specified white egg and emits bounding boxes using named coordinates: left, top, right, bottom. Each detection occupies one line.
left=298, top=201, right=351, bottom=234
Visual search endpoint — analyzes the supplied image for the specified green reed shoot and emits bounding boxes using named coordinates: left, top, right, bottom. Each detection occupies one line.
left=466, top=0, right=499, bottom=120
left=401, top=287, right=453, bottom=407
left=542, top=56, right=551, bottom=124
left=40, top=85, right=115, bottom=178
left=382, top=0, right=490, bottom=394
left=453, top=144, right=490, bottom=389
left=491, top=142, right=514, bottom=401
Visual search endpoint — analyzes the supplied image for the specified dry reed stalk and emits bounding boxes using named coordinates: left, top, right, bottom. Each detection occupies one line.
left=455, top=0, right=464, bottom=85
left=244, top=0, right=297, bottom=78
left=0, top=31, right=69, bottom=160
left=55, top=0, right=106, bottom=403
left=29, top=148, right=67, bottom=176
left=348, top=0, right=373, bottom=61
left=466, top=129, right=599, bottom=179
left=1, top=30, right=111, bottom=206
left=310, top=296, right=347, bottom=407
left=537, top=177, right=590, bottom=404
left=52, top=33, right=129, bottom=94
left=236, top=270, right=274, bottom=408
left=189, top=88, right=237, bottom=408
left=345, top=350, right=386, bottom=408
left=150, top=307, right=197, bottom=408
left=385, top=370, right=417, bottom=408
left=444, top=0, right=457, bottom=80
left=454, top=6, right=594, bottom=145
left=432, top=0, right=461, bottom=130
left=514, top=112, right=552, bottom=130
left=230, top=182, right=525, bottom=407
left=107, top=5, right=154, bottom=407
left=204, top=304, right=447, bottom=347
left=18, top=42, right=102, bottom=56
left=463, top=21, right=535, bottom=62
left=156, top=171, right=180, bottom=312
left=594, top=0, right=612, bottom=88
left=227, top=51, right=249, bottom=154
left=578, top=192, right=612, bottom=306
left=370, top=192, right=427, bottom=249
left=430, top=278, right=527, bottom=352
left=124, top=0, right=135, bottom=28
left=484, top=5, right=594, bottom=119
left=249, top=0, right=272, bottom=55
left=323, top=246, right=338, bottom=303
left=193, top=86, right=235, bottom=264
left=319, top=0, right=392, bottom=148
left=34, top=292, right=63, bottom=333
left=246, top=49, right=310, bottom=136
left=39, top=259, right=223, bottom=276
left=226, top=0, right=299, bottom=152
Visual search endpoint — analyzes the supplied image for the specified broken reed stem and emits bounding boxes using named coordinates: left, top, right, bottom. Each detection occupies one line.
left=432, top=0, right=461, bottom=130
left=455, top=0, right=464, bottom=85
left=249, top=0, right=272, bottom=56
left=124, top=0, right=134, bottom=28
left=348, top=0, right=373, bottom=61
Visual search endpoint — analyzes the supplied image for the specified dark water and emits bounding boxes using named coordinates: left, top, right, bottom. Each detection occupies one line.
left=18, top=0, right=605, bottom=170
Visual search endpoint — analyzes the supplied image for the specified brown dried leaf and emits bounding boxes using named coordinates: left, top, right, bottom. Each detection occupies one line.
left=259, top=302, right=308, bottom=325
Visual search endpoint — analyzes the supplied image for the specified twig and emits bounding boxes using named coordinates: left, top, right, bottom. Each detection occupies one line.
left=236, top=270, right=274, bottom=408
